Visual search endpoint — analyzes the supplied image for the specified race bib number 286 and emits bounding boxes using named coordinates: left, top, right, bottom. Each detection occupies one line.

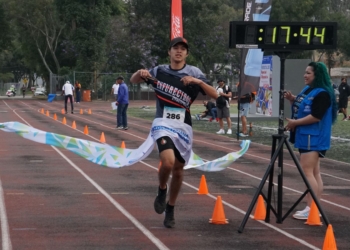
left=163, top=106, right=185, bottom=122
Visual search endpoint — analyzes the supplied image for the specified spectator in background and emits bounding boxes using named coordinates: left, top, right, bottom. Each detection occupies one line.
left=111, top=78, right=120, bottom=101
left=237, top=92, right=252, bottom=137
left=62, top=81, right=74, bottom=114
left=21, top=85, right=26, bottom=98
left=216, top=79, right=232, bottom=134
left=116, top=76, right=129, bottom=130
left=195, top=100, right=217, bottom=121
left=75, top=81, right=81, bottom=103
left=338, top=78, right=350, bottom=121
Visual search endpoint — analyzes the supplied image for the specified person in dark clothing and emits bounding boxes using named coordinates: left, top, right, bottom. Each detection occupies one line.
left=195, top=100, right=217, bottom=121
left=338, top=78, right=350, bottom=121
left=115, top=76, right=129, bottom=130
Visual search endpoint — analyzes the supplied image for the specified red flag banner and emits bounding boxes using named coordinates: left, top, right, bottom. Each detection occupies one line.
left=171, top=0, right=183, bottom=39
left=239, top=0, right=272, bottom=96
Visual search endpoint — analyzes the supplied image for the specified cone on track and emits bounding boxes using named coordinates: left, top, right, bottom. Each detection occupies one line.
left=322, top=224, right=337, bottom=250
left=254, top=195, right=266, bottom=220
left=120, top=141, right=126, bottom=148
left=100, top=132, right=106, bottom=143
left=80, top=109, right=83, bottom=114
left=72, top=121, right=77, bottom=129
left=62, top=117, right=66, bottom=125
left=209, top=196, right=228, bottom=224
left=40, top=108, right=44, bottom=114
left=197, top=175, right=209, bottom=195
left=46, top=110, right=49, bottom=116
left=83, top=125, right=89, bottom=135
left=61, top=109, right=65, bottom=114
left=88, top=109, right=92, bottom=114
left=53, top=113, right=57, bottom=120
left=305, top=200, right=322, bottom=226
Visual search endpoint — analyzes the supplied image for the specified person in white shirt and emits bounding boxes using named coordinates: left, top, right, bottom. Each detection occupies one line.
left=62, top=81, right=74, bottom=114
left=111, top=79, right=120, bottom=101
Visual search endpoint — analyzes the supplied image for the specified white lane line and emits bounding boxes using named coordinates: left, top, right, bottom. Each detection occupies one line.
left=0, top=179, right=12, bottom=250
left=21, top=102, right=350, bottom=210
left=228, top=167, right=350, bottom=212
left=52, top=147, right=169, bottom=250
left=5, top=103, right=169, bottom=250
left=140, top=161, right=320, bottom=250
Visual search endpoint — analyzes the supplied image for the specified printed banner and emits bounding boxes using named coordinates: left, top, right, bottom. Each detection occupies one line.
left=255, top=56, right=273, bottom=116
left=171, top=0, right=183, bottom=39
left=239, top=0, right=273, bottom=96
left=0, top=121, right=250, bottom=172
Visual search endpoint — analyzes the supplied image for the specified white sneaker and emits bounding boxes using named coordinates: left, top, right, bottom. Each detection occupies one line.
left=216, top=129, right=225, bottom=134
left=295, top=206, right=310, bottom=215
left=293, top=210, right=309, bottom=220
left=226, top=129, right=232, bottom=135
left=239, top=133, right=248, bottom=137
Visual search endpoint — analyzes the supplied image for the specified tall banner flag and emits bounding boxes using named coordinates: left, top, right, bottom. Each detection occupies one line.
left=171, top=0, right=183, bottom=39
left=239, top=0, right=272, bottom=96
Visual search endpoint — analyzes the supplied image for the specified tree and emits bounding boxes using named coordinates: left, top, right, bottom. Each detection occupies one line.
left=4, top=0, right=65, bottom=74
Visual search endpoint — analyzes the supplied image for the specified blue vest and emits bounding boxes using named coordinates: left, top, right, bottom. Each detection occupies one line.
left=294, top=86, right=332, bottom=151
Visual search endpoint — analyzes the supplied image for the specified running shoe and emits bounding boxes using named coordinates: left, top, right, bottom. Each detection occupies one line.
left=154, top=185, right=167, bottom=214
left=216, top=129, right=225, bottom=134
left=293, top=210, right=309, bottom=220
left=163, top=203, right=175, bottom=228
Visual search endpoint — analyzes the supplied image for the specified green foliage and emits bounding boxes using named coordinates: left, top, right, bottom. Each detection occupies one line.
left=2, top=0, right=350, bottom=80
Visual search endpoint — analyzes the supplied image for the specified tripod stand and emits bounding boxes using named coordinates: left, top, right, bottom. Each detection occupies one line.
left=238, top=52, right=330, bottom=233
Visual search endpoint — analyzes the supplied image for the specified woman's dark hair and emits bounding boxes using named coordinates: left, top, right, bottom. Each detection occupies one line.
left=309, top=62, right=338, bottom=123
left=308, top=62, right=337, bottom=123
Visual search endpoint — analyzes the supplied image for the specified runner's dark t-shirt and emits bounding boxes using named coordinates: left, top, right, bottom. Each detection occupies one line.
left=147, top=64, right=210, bottom=126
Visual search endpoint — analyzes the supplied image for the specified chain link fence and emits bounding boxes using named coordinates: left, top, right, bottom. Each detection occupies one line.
left=49, top=71, right=239, bottom=101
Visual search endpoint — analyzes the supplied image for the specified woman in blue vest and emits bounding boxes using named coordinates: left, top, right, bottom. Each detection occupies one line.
left=283, top=62, right=337, bottom=220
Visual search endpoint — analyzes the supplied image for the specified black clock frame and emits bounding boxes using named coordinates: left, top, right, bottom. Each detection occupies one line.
left=229, top=21, right=337, bottom=50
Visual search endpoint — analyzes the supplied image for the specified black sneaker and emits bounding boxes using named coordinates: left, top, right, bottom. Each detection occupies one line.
left=164, top=203, right=175, bottom=228
left=154, top=185, right=167, bottom=214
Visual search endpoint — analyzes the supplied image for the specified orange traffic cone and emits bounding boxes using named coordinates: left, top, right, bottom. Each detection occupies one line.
left=322, top=224, right=337, bottom=250
left=53, top=113, right=57, bottom=120
left=80, top=109, right=83, bottom=114
left=305, top=200, right=322, bottom=226
left=209, top=196, right=228, bottom=224
left=83, top=125, right=89, bottom=135
left=46, top=110, right=49, bottom=116
left=197, top=175, right=209, bottom=195
left=120, top=141, right=126, bottom=148
left=62, top=117, right=66, bottom=125
left=61, top=109, right=65, bottom=114
left=88, top=109, right=92, bottom=114
left=72, top=121, right=77, bottom=129
left=100, top=132, right=106, bottom=143
left=254, top=195, right=266, bottom=220
left=40, top=108, right=44, bottom=114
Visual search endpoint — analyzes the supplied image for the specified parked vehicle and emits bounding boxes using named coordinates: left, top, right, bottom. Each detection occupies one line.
left=6, top=85, right=16, bottom=97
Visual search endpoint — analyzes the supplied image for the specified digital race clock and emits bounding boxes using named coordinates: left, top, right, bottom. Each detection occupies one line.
left=229, top=21, right=337, bottom=50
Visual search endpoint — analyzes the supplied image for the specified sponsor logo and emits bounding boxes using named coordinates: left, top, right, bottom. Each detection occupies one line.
left=172, top=14, right=182, bottom=38
left=244, top=2, right=252, bottom=21
left=156, top=80, right=191, bottom=108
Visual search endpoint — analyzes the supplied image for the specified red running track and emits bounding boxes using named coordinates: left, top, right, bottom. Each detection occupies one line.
left=0, top=98, right=349, bottom=250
